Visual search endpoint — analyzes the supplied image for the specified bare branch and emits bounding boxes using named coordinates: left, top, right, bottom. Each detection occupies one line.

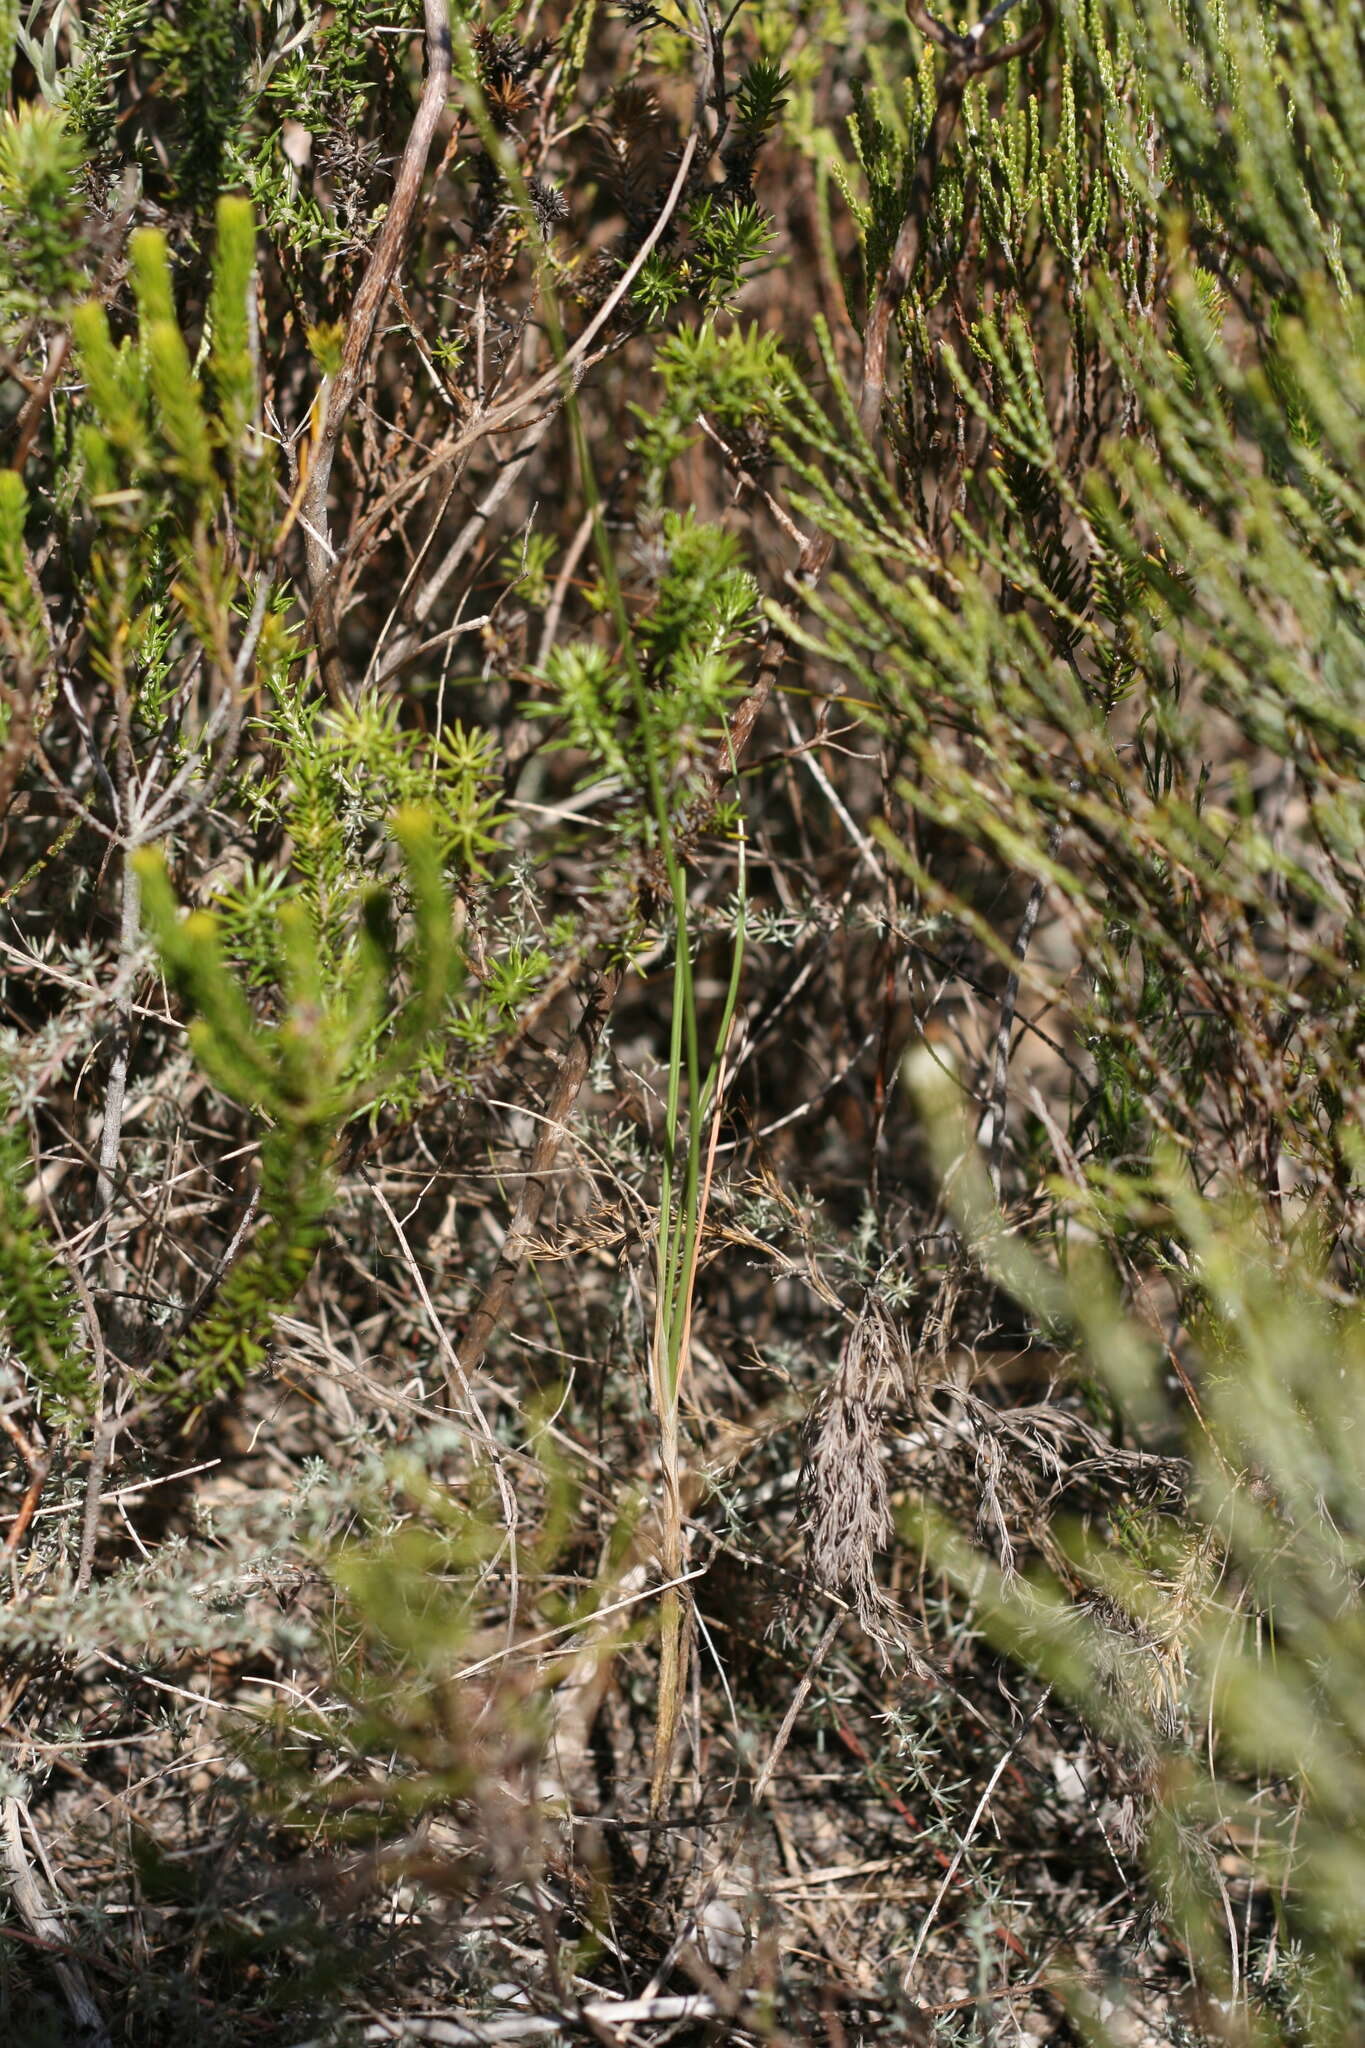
left=301, top=0, right=454, bottom=695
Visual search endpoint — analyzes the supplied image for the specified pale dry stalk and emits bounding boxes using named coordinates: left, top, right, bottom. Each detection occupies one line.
left=649, top=1042, right=736, bottom=1816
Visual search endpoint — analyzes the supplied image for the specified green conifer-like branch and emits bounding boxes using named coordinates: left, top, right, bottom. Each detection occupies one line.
left=135, top=810, right=462, bottom=1405
left=0, top=1081, right=92, bottom=1421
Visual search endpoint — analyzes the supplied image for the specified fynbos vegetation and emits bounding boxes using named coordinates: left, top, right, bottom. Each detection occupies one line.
left=3, top=0, right=1365, bottom=2042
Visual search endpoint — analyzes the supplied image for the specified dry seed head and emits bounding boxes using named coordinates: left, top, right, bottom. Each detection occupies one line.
left=800, top=1299, right=911, bottom=1664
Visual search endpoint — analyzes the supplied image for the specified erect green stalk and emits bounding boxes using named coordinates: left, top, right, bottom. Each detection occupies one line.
left=663, top=760, right=747, bottom=1393
left=462, top=44, right=751, bottom=1817
left=557, top=389, right=748, bottom=1818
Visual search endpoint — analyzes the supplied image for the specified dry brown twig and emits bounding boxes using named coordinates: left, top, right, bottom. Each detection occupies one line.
left=454, top=963, right=625, bottom=1380
left=302, top=0, right=701, bottom=699
left=0, top=1408, right=50, bottom=1568
left=301, top=0, right=455, bottom=698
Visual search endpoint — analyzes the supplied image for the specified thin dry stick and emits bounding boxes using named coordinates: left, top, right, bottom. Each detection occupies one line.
left=10, top=330, right=72, bottom=475
left=361, top=1166, right=523, bottom=1627
left=454, top=1563, right=708, bottom=1684
left=0, top=1412, right=50, bottom=1564
left=901, top=1685, right=1052, bottom=1991
left=67, top=1252, right=110, bottom=1597
left=74, top=1416, right=115, bottom=1599
left=1, top=1799, right=112, bottom=2047
left=92, top=850, right=143, bottom=1225
left=537, top=500, right=603, bottom=669
left=979, top=862, right=1049, bottom=1196
left=454, top=963, right=623, bottom=1377
left=301, top=0, right=453, bottom=695
left=644, top=1609, right=844, bottom=1996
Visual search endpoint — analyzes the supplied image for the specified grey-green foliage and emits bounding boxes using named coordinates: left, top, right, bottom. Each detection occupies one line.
left=757, top=4, right=1365, bottom=2023
left=907, top=1055, right=1365, bottom=2042
left=137, top=808, right=462, bottom=1405
left=774, top=0, right=1365, bottom=1204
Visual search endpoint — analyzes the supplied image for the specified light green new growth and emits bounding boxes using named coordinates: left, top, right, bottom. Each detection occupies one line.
left=0, top=99, right=85, bottom=326
left=0, top=471, right=46, bottom=666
